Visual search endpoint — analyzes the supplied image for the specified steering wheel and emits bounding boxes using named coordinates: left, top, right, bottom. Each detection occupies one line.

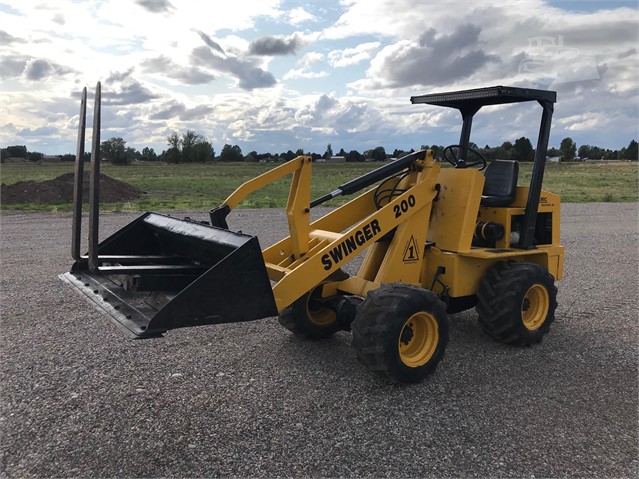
left=442, top=145, right=487, bottom=170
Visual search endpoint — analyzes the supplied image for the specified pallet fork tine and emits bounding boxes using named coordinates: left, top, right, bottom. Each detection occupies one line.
left=88, top=82, right=101, bottom=272
left=71, top=87, right=87, bottom=261
left=71, top=81, right=101, bottom=268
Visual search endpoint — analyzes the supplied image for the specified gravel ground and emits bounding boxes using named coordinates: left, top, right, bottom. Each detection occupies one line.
left=1, top=203, right=637, bottom=478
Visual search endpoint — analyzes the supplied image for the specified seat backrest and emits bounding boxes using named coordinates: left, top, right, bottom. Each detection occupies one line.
left=481, top=160, right=519, bottom=207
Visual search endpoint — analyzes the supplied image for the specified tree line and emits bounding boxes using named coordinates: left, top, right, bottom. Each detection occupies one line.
left=2, top=133, right=637, bottom=164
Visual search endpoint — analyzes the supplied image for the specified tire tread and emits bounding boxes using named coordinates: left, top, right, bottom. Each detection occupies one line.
left=351, top=283, right=449, bottom=384
left=476, top=261, right=558, bottom=346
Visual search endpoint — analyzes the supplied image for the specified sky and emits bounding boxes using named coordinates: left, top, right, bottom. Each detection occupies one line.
left=0, top=0, right=637, bottom=156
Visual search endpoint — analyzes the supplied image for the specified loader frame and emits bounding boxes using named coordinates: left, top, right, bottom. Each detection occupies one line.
left=62, top=83, right=564, bottom=384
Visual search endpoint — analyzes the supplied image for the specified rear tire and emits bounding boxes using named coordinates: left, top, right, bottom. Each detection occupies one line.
left=476, top=261, right=557, bottom=346
left=351, top=283, right=449, bottom=384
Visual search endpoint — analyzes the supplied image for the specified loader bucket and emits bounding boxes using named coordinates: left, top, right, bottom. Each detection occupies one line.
left=62, top=212, right=277, bottom=338
left=61, top=84, right=277, bottom=338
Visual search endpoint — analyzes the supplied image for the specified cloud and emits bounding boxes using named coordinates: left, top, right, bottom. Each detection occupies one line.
left=180, top=105, right=215, bottom=121
left=103, top=80, right=159, bottom=105
left=17, top=126, right=58, bottom=137
left=0, top=30, right=25, bottom=44
left=248, top=34, right=303, bottom=56
left=618, top=48, right=636, bottom=60
left=23, top=59, right=54, bottom=80
left=203, top=92, right=390, bottom=152
left=149, top=101, right=186, bottom=120
left=22, top=58, right=73, bottom=81
left=292, top=94, right=378, bottom=135
left=546, top=19, right=638, bottom=47
left=359, top=25, right=498, bottom=88
left=231, top=127, right=254, bottom=141
left=559, top=113, right=610, bottom=131
left=288, top=7, right=317, bottom=25
left=0, top=55, right=28, bottom=79
left=106, top=68, right=135, bottom=83
left=141, top=56, right=173, bottom=71
left=283, top=52, right=329, bottom=80
left=329, top=1, right=637, bottom=97
left=142, top=55, right=215, bottom=84
left=190, top=38, right=276, bottom=90
left=231, top=63, right=276, bottom=90
left=51, top=13, right=65, bottom=25
left=173, top=68, right=216, bottom=85
left=303, top=94, right=338, bottom=117
left=197, top=31, right=226, bottom=55
left=322, top=0, right=424, bottom=40
left=134, top=0, right=174, bottom=13
left=328, top=42, right=380, bottom=67
left=283, top=68, right=329, bottom=81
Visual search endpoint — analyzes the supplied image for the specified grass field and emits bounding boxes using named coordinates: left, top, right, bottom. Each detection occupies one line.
left=1, top=159, right=637, bottom=211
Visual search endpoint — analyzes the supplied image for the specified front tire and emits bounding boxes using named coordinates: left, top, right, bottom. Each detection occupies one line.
left=351, top=283, right=449, bottom=384
left=476, top=261, right=557, bottom=346
left=278, top=283, right=342, bottom=340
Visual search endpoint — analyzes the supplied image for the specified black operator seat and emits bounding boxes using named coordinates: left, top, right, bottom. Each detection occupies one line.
left=481, top=160, right=519, bottom=207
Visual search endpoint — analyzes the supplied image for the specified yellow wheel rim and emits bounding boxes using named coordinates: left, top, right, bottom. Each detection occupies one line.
left=522, top=284, right=549, bottom=331
left=306, top=287, right=336, bottom=326
left=306, top=305, right=336, bottom=326
left=398, top=312, right=439, bottom=367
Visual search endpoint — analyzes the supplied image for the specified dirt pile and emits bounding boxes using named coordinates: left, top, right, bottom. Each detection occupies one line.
left=1, top=173, right=144, bottom=205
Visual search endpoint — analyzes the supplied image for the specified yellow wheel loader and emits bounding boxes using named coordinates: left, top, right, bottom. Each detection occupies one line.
left=62, top=84, right=564, bottom=384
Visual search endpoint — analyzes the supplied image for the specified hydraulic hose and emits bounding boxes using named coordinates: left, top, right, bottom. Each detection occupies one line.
left=310, top=150, right=425, bottom=207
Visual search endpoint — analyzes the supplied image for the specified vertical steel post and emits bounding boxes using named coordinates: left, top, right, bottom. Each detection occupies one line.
left=458, top=114, right=473, bottom=161
left=88, top=82, right=101, bottom=271
left=520, top=100, right=554, bottom=249
left=71, top=88, right=87, bottom=261
left=457, top=105, right=480, bottom=163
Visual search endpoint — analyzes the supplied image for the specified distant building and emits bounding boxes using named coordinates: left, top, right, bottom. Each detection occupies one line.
left=547, top=156, right=561, bottom=163
left=328, top=156, right=346, bottom=163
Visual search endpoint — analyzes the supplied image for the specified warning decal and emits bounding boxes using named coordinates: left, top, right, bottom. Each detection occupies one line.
left=402, top=235, right=420, bottom=263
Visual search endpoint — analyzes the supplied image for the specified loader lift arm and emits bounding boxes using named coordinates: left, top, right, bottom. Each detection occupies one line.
left=210, top=149, right=426, bottom=227
left=208, top=148, right=435, bottom=310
